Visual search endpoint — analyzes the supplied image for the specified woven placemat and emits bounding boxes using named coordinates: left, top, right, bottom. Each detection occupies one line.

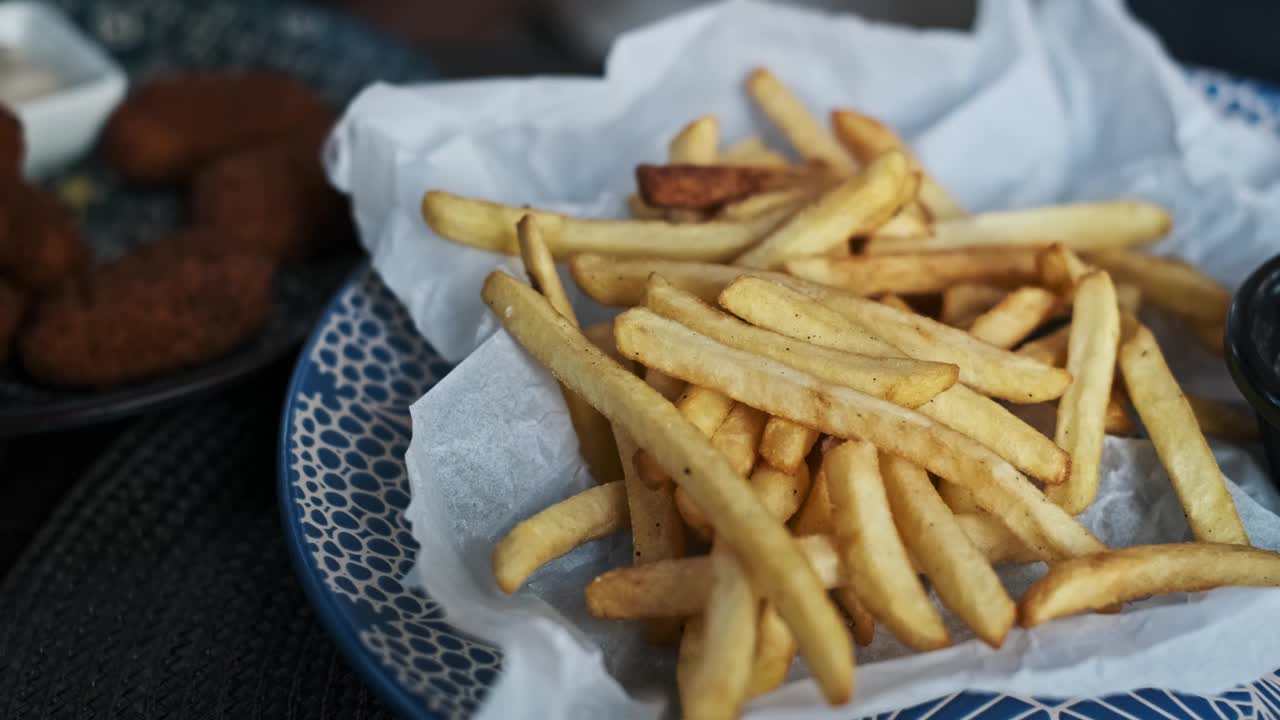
left=0, top=375, right=393, bottom=719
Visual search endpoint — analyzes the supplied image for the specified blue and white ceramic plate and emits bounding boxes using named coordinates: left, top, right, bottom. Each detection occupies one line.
left=280, top=71, right=1280, bottom=720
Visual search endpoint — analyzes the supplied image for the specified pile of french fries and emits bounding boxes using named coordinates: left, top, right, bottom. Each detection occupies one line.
left=423, top=67, right=1280, bottom=719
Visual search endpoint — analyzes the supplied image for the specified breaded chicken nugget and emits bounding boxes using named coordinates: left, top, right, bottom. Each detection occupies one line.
left=101, top=71, right=332, bottom=182
left=0, top=184, right=89, bottom=291
left=19, top=229, right=274, bottom=386
left=0, top=279, right=24, bottom=362
left=191, top=120, right=352, bottom=260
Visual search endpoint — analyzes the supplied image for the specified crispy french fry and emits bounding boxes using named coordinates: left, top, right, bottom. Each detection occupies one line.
left=584, top=321, right=621, bottom=361
left=637, top=163, right=809, bottom=210
left=719, top=278, right=1070, bottom=483
left=1189, top=318, right=1225, bottom=357
left=677, top=403, right=769, bottom=535
left=1037, top=243, right=1092, bottom=298
left=833, top=587, right=876, bottom=646
left=881, top=454, right=1015, bottom=647
left=518, top=215, right=623, bottom=485
left=722, top=278, right=1073, bottom=403
left=869, top=206, right=932, bottom=242
left=1105, top=385, right=1137, bottom=436
left=746, top=68, right=854, bottom=172
left=1116, top=282, right=1142, bottom=315
left=1188, top=395, right=1260, bottom=441
left=953, top=512, right=1040, bottom=565
left=1119, top=324, right=1248, bottom=544
left=677, top=616, right=706, bottom=702
left=424, top=191, right=793, bottom=261
left=752, top=461, right=811, bottom=523
left=1017, top=324, right=1072, bottom=367
left=569, top=254, right=797, bottom=307
left=639, top=383, right=736, bottom=491
left=1021, top=543, right=1280, bottom=627
left=734, top=151, right=911, bottom=268
left=747, top=605, right=796, bottom=698
left=941, top=284, right=1008, bottom=329
left=1087, top=249, right=1231, bottom=325
left=786, top=248, right=1041, bottom=297
left=830, top=109, right=966, bottom=220
left=938, top=480, right=982, bottom=515
left=1046, top=272, right=1120, bottom=514
left=483, top=272, right=853, bottom=702
left=879, top=294, right=914, bottom=313
left=718, top=185, right=822, bottom=222
left=721, top=135, right=791, bottom=167
left=792, top=463, right=832, bottom=536
left=825, top=440, right=949, bottom=651
left=760, top=418, right=821, bottom=474
left=626, top=192, right=668, bottom=220
left=968, top=287, right=1060, bottom=349
left=669, top=115, right=720, bottom=164
left=646, top=277, right=959, bottom=408
left=613, top=308, right=1102, bottom=560
left=682, top=542, right=758, bottom=720
left=864, top=201, right=1171, bottom=254
left=493, top=481, right=629, bottom=593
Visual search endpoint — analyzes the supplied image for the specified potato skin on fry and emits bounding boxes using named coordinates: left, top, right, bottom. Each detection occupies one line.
left=102, top=71, right=332, bottom=182
left=19, top=229, right=273, bottom=386
left=636, top=163, right=801, bottom=210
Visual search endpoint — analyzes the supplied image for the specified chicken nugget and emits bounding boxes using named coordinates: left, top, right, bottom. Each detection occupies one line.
left=0, top=279, right=24, bottom=362
left=192, top=120, right=352, bottom=260
left=101, top=71, right=333, bottom=182
left=19, top=228, right=274, bottom=386
left=0, top=105, right=23, bottom=181
left=0, top=184, right=89, bottom=291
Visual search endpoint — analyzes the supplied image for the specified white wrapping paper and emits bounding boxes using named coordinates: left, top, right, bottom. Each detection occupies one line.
left=325, top=1, right=1280, bottom=718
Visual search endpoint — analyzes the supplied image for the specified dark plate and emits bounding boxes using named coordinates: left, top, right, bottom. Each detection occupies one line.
left=0, top=0, right=432, bottom=436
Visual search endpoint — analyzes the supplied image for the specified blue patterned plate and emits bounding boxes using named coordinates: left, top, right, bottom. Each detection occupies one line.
left=280, top=70, right=1280, bottom=719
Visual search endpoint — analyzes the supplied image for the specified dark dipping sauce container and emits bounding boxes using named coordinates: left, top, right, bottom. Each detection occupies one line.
left=1227, top=253, right=1280, bottom=485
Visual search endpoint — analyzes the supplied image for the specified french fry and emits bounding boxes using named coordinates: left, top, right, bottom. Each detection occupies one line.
left=752, top=462, right=811, bottom=523
left=1037, top=243, right=1092, bottom=298
left=1017, top=324, right=1071, bottom=367
left=1188, top=318, right=1225, bottom=357
left=879, top=294, right=914, bottom=313
left=881, top=454, right=1015, bottom=647
left=720, top=135, right=791, bottom=167
left=682, top=542, right=758, bottom=720
left=830, top=109, right=966, bottom=220
left=721, top=278, right=1073, bottom=403
left=1046, top=272, right=1120, bottom=514
left=760, top=419, right=821, bottom=474
left=493, top=481, right=629, bottom=593
left=583, top=321, right=621, bottom=362
left=792, top=463, right=832, bottom=536
left=1087, top=249, right=1232, bottom=325
left=833, top=587, right=876, bottom=646
left=1116, top=282, right=1142, bottom=315
left=569, top=254, right=798, bottom=307
left=669, top=115, right=720, bottom=164
left=869, top=206, right=932, bottom=242
left=938, top=480, right=982, bottom=515
left=1021, top=543, right=1280, bottom=627
left=748, top=605, right=797, bottom=698
left=953, top=512, right=1040, bottom=565
left=677, top=403, right=769, bottom=535
left=613, top=308, right=1103, bottom=560
left=825, top=440, right=950, bottom=651
left=637, top=163, right=809, bottom=210
left=1188, top=395, right=1260, bottom=441
left=646, top=276, right=960, bottom=408
left=941, top=284, right=1008, bottom=329
left=424, top=191, right=794, bottom=261
left=1105, top=385, right=1136, bottom=436
left=718, top=186, right=822, bottom=222
left=786, top=248, right=1041, bottom=296
left=639, top=383, right=737, bottom=491
left=734, top=151, right=912, bottom=269
left=967, top=287, right=1060, bottom=349
left=615, top=427, right=686, bottom=643
left=718, top=278, right=1070, bottom=483
left=1119, top=324, right=1248, bottom=544
left=746, top=68, right=854, bottom=172
left=518, top=215, right=623, bottom=485
left=864, top=201, right=1172, bottom=254
left=626, top=192, right=668, bottom=220
left=483, top=272, right=853, bottom=702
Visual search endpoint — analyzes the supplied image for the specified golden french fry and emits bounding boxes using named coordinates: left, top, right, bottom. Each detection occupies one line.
left=722, top=277, right=1073, bottom=403
left=718, top=186, right=822, bottom=222
left=1188, top=395, right=1260, bottom=441
left=719, top=278, right=1070, bottom=483
left=483, top=272, right=853, bottom=703
left=670, top=115, right=719, bottom=164
left=869, top=206, right=932, bottom=242
left=636, top=370, right=688, bottom=493
left=637, top=163, right=809, bottom=210
left=747, top=605, right=797, bottom=698
left=1116, top=282, right=1142, bottom=315
left=1188, top=318, right=1225, bottom=357
left=1087, top=249, right=1231, bottom=325
left=786, top=248, right=1041, bottom=297
left=833, top=587, right=876, bottom=647
left=627, top=193, right=668, bottom=220
left=423, top=191, right=793, bottom=261
left=518, top=215, right=623, bottom=485
left=953, top=512, right=1040, bottom=565
left=1021, top=543, right=1280, bottom=627
left=1037, top=243, right=1092, bottom=298
left=830, top=108, right=966, bottom=220
left=865, top=200, right=1171, bottom=254
left=584, top=321, right=621, bottom=361
left=938, top=480, right=982, bottom=515
left=613, top=308, right=1102, bottom=559
left=752, top=462, right=811, bottom=524
left=646, top=277, right=959, bottom=408
left=1104, top=384, right=1136, bottom=436
left=1119, top=324, right=1248, bottom=544
left=760, top=418, right=821, bottom=474
left=941, top=284, right=1008, bottom=329
left=734, top=151, right=911, bottom=269
left=569, top=254, right=798, bottom=307
left=746, top=68, right=854, bottom=172
left=493, top=481, right=629, bottom=593
left=968, top=287, right=1060, bottom=349
left=1017, top=325, right=1072, bottom=367
left=1046, top=272, right=1120, bottom=514
left=825, top=440, right=949, bottom=651
left=879, top=294, right=914, bottom=313
left=881, top=454, right=1015, bottom=647
left=720, top=135, right=791, bottom=167
left=638, top=383, right=736, bottom=491
left=677, top=616, right=706, bottom=704
left=677, top=403, right=770, bottom=536
left=682, top=542, right=758, bottom=720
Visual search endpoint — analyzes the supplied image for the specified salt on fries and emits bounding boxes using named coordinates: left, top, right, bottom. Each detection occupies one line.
left=415, top=65, right=1280, bottom=720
